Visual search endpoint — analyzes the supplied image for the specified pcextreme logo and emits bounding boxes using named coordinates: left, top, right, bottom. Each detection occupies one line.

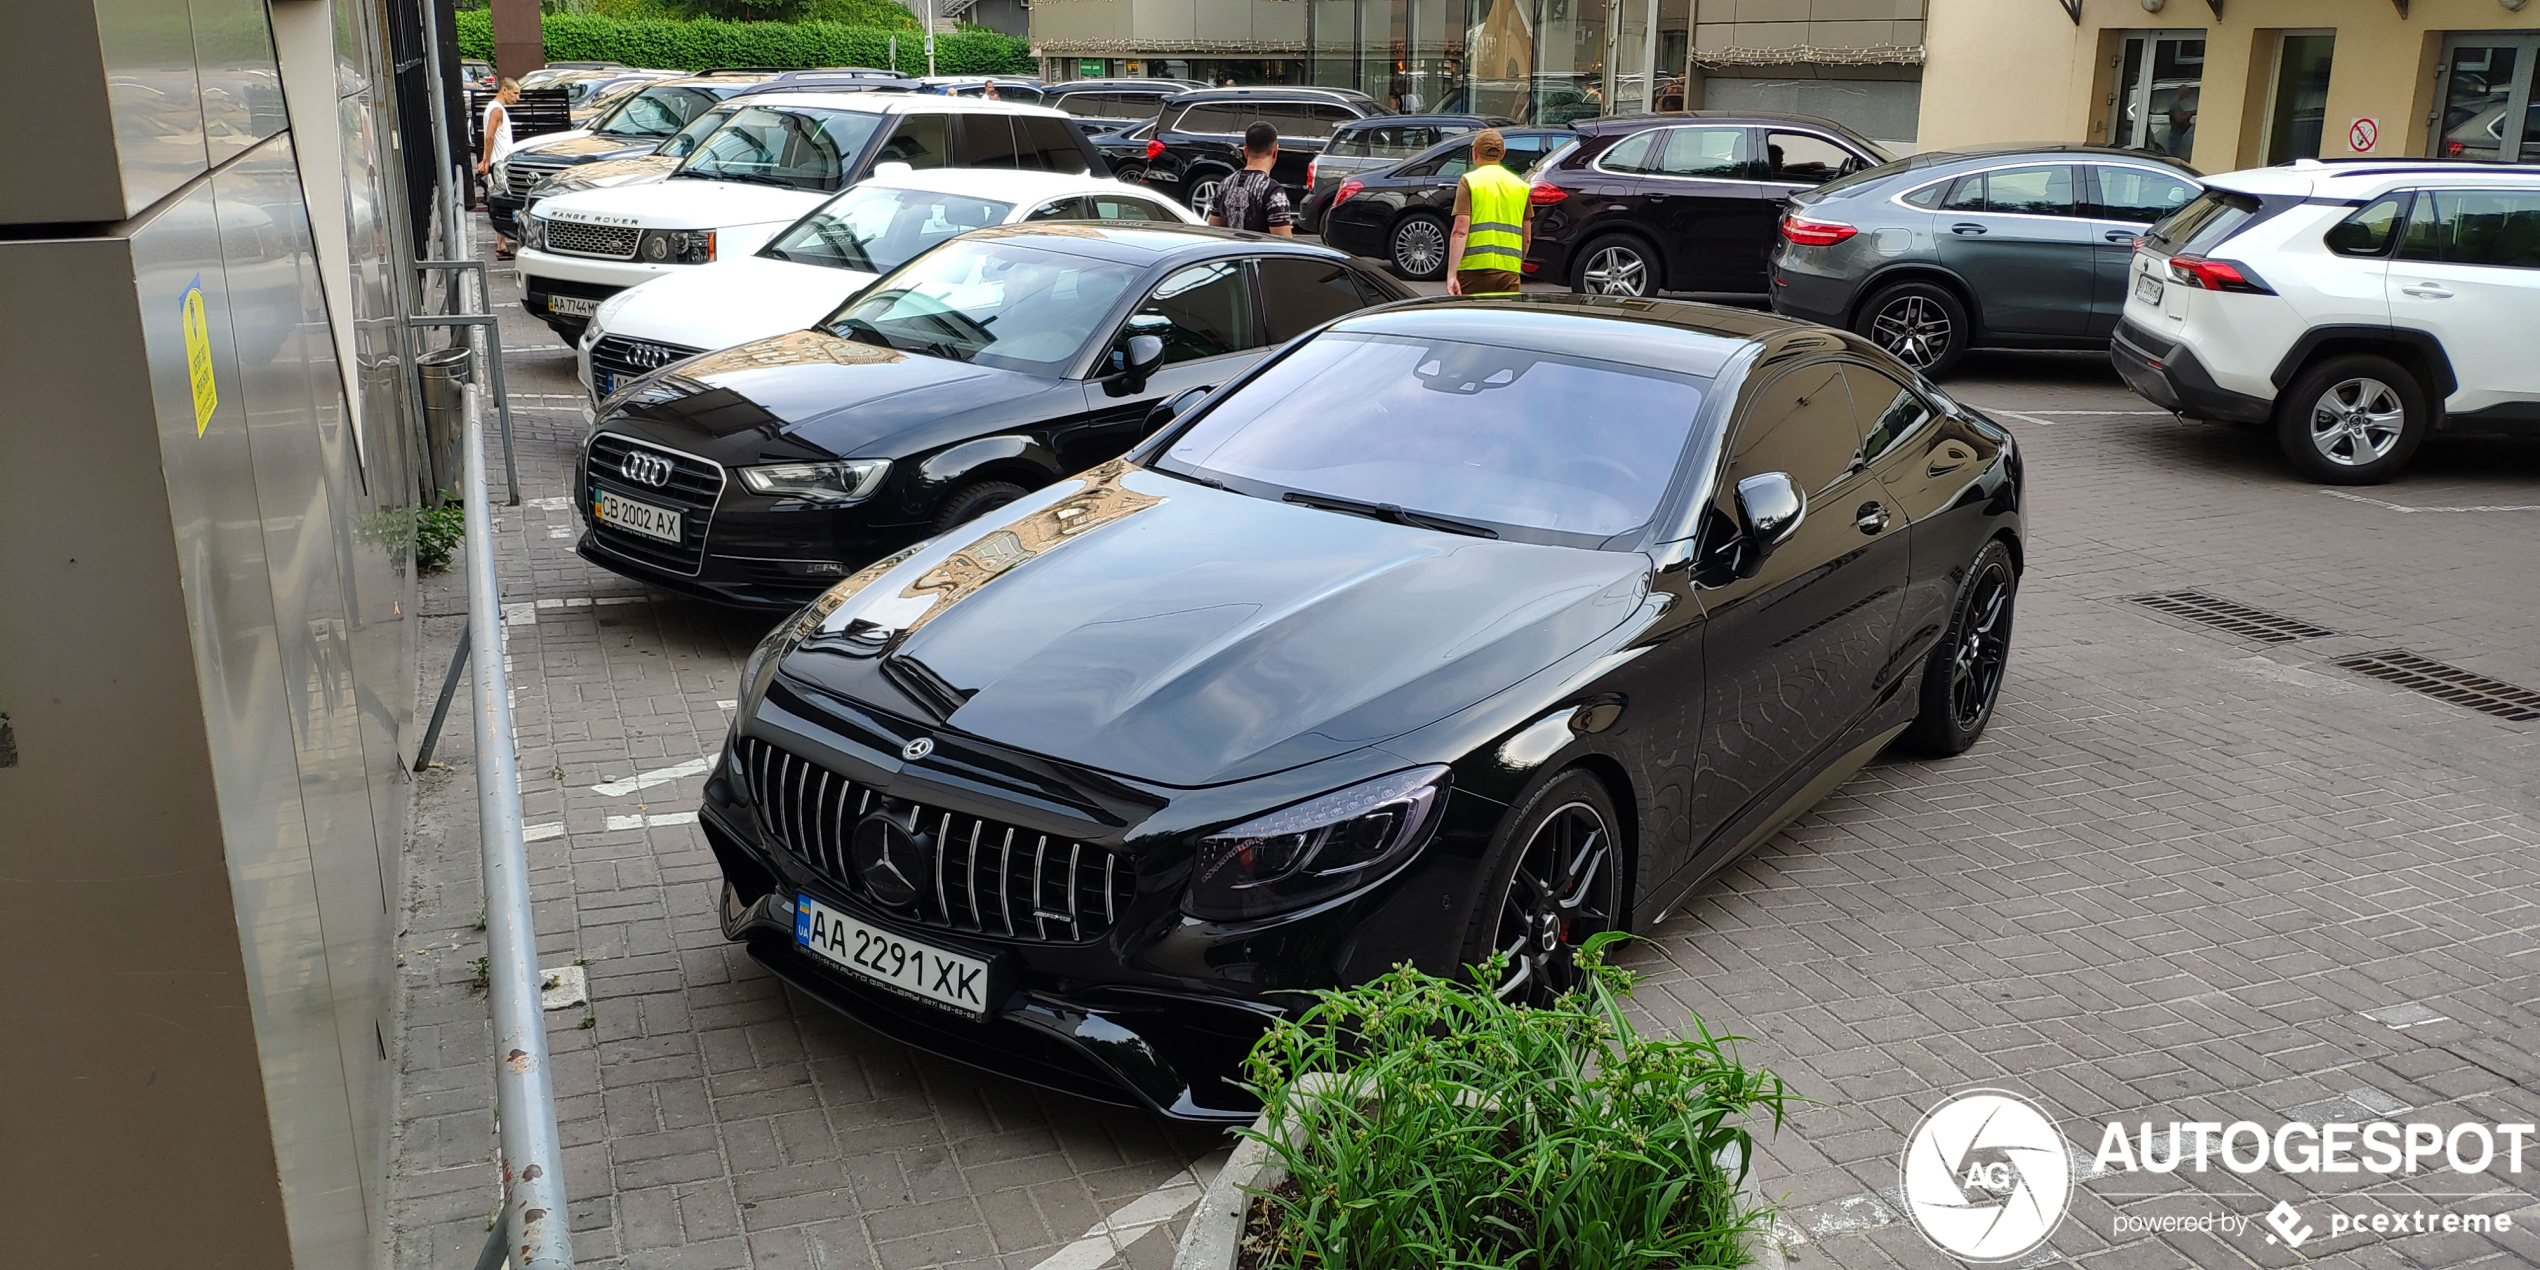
left=1900, top=1089, right=2073, bottom=1262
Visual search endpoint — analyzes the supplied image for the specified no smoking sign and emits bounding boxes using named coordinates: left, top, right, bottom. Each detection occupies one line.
left=2349, top=117, right=2379, bottom=152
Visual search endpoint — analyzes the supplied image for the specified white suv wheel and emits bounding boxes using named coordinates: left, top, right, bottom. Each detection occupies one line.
left=2307, top=376, right=2407, bottom=466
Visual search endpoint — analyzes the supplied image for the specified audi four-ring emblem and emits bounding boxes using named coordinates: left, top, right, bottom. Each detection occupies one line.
left=618, top=450, right=674, bottom=487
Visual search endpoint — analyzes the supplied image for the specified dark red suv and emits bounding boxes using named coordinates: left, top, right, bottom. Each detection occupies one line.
left=1525, top=112, right=1891, bottom=297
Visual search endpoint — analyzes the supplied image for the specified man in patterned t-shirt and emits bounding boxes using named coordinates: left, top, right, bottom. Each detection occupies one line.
left=1206, top=122, right=1297, bottom=237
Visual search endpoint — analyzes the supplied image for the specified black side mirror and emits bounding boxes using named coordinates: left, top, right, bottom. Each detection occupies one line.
left=1732, top=472, right=1805, bottom=579
left=1144, top=384, right=1209, bottom=432
left=1109, top=333, right=1164, bottom=394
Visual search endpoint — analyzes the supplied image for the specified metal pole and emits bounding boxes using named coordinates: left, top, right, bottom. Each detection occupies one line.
left=413, top=624, right=472, bottom=772
left=924, top=0, right=936, bottom=77
left=461, top=384, right=573, bottom=1270
left=418, top=0, right=466, bottom=284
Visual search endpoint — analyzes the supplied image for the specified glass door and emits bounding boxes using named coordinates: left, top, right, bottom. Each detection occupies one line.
left=2111, top=31, right=2206, bottom=159
left=2433, top=35, right=2540, bottom=163
left=2264, top=32, right=2335, bottom=164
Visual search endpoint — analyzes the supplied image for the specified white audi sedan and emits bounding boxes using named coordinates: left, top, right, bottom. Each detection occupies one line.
left=574, top=165, right=1199, bottom=399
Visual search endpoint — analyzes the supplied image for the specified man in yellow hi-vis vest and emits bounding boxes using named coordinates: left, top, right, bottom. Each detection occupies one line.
left=1446, top=129, right=1533, bottom=297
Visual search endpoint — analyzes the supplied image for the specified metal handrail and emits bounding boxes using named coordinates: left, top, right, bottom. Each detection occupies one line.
left=460, top=383, right=573, bottom=1270
left=412, top=258, right=521, bottom=505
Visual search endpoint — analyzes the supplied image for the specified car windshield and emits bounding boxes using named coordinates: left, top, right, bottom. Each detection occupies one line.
left=674, top=105, right=885, bottom=190
left=658, top=105, right=739, bottom=159
left=1157, top=332, right=1708, bottom=544
left=761, top=184, right=1015, bottom=273
left=595, top=85, right=727, bottom=139
left=824, top=240, right=1139, bottom=375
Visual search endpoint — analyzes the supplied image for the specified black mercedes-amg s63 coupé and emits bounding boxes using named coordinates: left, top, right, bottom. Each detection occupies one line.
left=698, top=293, right=2024, bottom=1120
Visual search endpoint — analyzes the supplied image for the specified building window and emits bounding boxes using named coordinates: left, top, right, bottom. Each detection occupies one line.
left=2112, top=31, right=2205, bottom=159
left=2265, top=33, right=2336, bottom=164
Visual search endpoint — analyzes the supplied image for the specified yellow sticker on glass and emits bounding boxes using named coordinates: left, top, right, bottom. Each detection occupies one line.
left=181, top=276, right=217, bottom=436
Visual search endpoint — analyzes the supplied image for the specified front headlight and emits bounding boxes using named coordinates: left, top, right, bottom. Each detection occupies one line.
left=638, top=228, right=716, bottom=264
left=737, top=459, right=890, bottom=504
left=1184, top=766, right=1451, bottom=921
left=520, top=213, right=547, bottom=252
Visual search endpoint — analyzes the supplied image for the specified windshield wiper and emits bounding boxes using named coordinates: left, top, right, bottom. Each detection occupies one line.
left=1280, top=491, right=1498, bottom=539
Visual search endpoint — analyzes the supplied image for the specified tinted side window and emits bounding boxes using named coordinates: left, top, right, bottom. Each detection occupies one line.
left=1258, top=257, right=1372, bottom=343
left=876, top=113, right=951, bottom=169
left=1940, top=172, right=1986, bottom=212
left=955, top=114, right=1024, bottom=167
left=1834, top=364, right=1934, bottom=466
left=1727, top=362, right=1862, bottom=495
left=1983, top=164, right=2077, bottom=216
left=1087, top=193, right=1175, bottom=221
left=1023, top=195, right=1088, bottom=220
left=1122, top=261, right=1256, bottom=364
left=1901, top=180, right=1947, bottom=209
left=1764, top=131, right=1852, bottom=184
left=1653, top=127, right=1754, bottom=179
left=1172, top=103, right=1246, bottom=136
left=1017, top=115, right=1092, bottom=173
left=2402, top=188, right=2540, bottom=268
left=2091, top=166, right=2198, bottom=223
left=1598, top=129, right=1661, bottom=173
left=2326, top=193, right=2407, bottom=256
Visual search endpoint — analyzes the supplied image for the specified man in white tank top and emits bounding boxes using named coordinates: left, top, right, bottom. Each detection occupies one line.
left=477, top=78, right=521, bottom=258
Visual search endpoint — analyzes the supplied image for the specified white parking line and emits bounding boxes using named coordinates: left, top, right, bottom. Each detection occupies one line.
left=605, top=811, right=698, bottom=831
left=2319, top=489, right=2540, bottom=514
left=1027, top=1155, right=1223, bottom=1270
left=589, top=752, right=717, bottom=797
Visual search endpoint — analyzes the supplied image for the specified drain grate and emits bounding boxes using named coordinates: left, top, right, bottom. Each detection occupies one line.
left=2126, top=591, right=2340, bottom=643
left=2334, top=650, right=2540, bottom=722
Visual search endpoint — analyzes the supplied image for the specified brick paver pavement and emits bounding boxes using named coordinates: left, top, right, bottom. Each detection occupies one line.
left=388, top=254, right=2540, bottom=1270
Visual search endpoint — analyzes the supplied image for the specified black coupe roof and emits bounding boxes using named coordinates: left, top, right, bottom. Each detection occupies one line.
left=958, top=222, right=1357, bottom=267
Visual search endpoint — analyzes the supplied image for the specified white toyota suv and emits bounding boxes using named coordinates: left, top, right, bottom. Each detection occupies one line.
left=515, top=92, right=1100, bottom=342
left=2112, top=160, right=2540, bottom=482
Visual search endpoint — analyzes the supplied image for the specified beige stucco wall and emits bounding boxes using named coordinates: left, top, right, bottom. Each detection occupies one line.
left=1920, top=0, right=2538, bottom=171
left=1694, top=0, right=1928, bottom=55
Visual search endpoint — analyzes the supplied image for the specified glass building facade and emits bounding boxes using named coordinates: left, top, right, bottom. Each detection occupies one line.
left=1051, top=0, right=1694, bottom=125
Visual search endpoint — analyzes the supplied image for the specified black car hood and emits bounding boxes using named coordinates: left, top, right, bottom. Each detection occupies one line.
left=625, top=330, right=1061, bottom=459
left=789, top=463, right=1650, bottom=787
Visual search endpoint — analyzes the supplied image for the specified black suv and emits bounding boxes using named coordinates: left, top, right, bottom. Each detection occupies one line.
left=1044, top=78, right=1209, bottom=127
left=1525, top=112, right=1892, bottom=296
left=1138, top=86, right=1388, bottom=217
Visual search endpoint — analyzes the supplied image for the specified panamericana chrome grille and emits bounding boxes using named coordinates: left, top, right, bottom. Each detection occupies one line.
left=583, top=433, right=722, bottom=574
left=591, top=334, right=703, bottom=388
left=545, top=217, right=641, bottom=259
left=737, top=737, right=1135, bottom=944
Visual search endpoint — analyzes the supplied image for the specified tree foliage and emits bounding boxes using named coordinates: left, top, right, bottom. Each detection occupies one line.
left=454, top=10, right=1030, bottom=74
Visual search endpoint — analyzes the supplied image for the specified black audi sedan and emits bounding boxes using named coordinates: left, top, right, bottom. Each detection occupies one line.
left=1318, top=126, right=1577, bottom=278
left=699, top=293, right=2025, bottom=1119
left=576, top=224, right=1412, bottom=607
left=1525, top=112, right=1892, bottom=297
left=1768, top=146, right=2202, bottom=378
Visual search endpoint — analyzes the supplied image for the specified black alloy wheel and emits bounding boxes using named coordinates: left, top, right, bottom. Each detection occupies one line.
left=1389, top=213, right=1450, bottom=280
left=1477, top=772, right=1622, bottom=1007
left=932, top=479, right=1029, bottom=534
left=1856, top=281, right=1969, bottom=380
left=1904, top=539, right=2017, bottom=755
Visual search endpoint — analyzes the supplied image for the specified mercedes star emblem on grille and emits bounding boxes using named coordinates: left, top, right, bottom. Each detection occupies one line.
left=618, top=450, right=674, bottom=488
left=901, top=737, right=934, bottom=762
left=850, top=808, right=931, bottom=909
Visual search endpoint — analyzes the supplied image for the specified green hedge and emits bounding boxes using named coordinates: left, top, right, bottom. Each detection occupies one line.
left=454, top=11, right=1031, bottom=76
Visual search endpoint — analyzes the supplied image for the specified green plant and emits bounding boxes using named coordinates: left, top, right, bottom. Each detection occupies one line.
left=453, top=11, right=1028, bottom=74
left=1242, top=935, right=1791, bottom=1270
left=416, top=500, right=465, bottom=572
left=468, top=955, right=491, bottom=994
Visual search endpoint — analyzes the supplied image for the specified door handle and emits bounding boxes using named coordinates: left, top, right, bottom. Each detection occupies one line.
left=2104, top=229, right=2141, bottom=244
left=2399, top=283, right=2454, bottom=299
left=1854, top=501, right=1890, bottom=534
left=1950, top=222, right=1988, bottom=236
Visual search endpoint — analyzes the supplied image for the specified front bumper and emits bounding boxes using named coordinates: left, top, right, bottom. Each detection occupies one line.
left=576, top=531, right=886, bottom=609
left=2110, top=319, right=2274, bottom=424
left=696, top=694, right=1502, bottom=1118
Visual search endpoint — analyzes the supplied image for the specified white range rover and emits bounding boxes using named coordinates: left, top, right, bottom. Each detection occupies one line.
left=515, top=91, right=1100, bottom=341
left=2112, top=158, right=2540, bottom=483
